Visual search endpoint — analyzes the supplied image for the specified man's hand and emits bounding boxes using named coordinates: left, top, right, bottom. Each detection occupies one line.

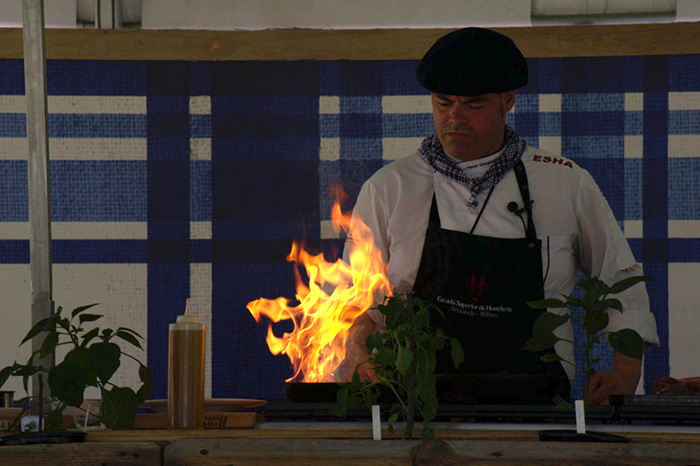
left=586, top=352, right=642, bottom=405
left=340, top=312, right=378, bottom=382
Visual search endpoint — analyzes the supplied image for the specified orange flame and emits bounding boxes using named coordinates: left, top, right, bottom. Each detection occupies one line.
left=247, top=193, right=392, bottom=382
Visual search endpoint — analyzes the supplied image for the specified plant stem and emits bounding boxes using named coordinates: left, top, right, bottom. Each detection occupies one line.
left=583, top=331, right=594, bottom=404
left=405, top=339, right=415, bottom=439
left=378, top=378, right=409, bottom=414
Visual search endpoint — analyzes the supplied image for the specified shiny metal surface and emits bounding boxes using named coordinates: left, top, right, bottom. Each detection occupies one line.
left=22, top=0, right=55, bottom=408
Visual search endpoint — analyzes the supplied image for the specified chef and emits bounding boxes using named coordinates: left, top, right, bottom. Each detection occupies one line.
left=342, top=27, right=659, bottom=405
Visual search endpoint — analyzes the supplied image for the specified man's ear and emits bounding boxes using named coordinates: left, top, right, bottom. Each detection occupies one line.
left=503, top=91, right=516, bottom=113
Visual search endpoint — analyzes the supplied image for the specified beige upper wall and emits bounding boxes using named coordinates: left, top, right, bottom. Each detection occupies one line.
left=2, top=0, right=700, bottom=61
left=1, top=22, right=700, bottom=61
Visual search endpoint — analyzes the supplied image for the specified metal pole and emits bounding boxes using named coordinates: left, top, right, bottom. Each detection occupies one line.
left=95, top=0, right=102, bottom=29
left=113, top=0, right=122, bottom=29
left=22, top=0, right=54, bottom=408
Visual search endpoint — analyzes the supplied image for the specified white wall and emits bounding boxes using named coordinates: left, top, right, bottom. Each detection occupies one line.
left=0, top=0, right=76, bottom=27
left=2, top=0, right=700, bottom=30
left=141, top=0, right=532, bottom=29
left=140, top=0, right=700, bottom=30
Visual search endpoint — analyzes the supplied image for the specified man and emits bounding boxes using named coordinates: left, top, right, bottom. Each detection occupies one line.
left=343, top=27, right=659, bottom=405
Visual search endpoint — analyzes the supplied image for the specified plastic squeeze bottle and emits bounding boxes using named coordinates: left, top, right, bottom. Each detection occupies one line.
left=168, top=298, right=205, bottom=429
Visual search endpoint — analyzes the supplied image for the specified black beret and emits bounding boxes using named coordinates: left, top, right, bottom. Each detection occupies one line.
left=416, top=27, right=528, bottom=96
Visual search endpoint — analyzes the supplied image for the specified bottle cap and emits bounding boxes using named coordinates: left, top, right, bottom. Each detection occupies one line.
left=176, top=298, right=199, bottom=323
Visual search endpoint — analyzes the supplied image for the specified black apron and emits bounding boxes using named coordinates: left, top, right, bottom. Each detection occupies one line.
left=412, top=161, right=570, bottom=403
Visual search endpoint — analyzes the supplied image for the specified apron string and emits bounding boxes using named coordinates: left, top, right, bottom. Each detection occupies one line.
left=469, top=185, right=495, bottom=235
left=428, top=184, right=495, bottom=235
left=512, top=161, right=538, bottom=245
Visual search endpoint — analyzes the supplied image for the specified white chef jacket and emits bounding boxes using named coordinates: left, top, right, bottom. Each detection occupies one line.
left=344, top=145, right=660, bottom=382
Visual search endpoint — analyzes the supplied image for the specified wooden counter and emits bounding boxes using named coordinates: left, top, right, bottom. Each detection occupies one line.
left=2, top=425, right=700, bottom=465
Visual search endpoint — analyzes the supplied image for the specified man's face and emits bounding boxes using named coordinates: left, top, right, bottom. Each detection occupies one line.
left=431, top=91, right=515, bottom=162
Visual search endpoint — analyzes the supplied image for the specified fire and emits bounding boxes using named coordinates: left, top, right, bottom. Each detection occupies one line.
left=246, top=195, right=392, bottom=382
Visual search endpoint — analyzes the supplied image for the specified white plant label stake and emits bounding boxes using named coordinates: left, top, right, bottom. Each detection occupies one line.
left=575, top=399, right=586, bottom=434
left=372, top=404, right=381, bottom=440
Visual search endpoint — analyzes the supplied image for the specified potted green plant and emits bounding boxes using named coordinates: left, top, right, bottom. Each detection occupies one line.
left=523, top=275, right=650, bottom=406
left=522, top=275, right=651, bottom=443
left=0, top=303, right=151, bottom=433
left=333, top=294, right=463, bottom=440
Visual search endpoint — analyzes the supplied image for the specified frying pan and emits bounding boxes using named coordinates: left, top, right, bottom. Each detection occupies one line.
left=284, top=382, right=341, bottom=403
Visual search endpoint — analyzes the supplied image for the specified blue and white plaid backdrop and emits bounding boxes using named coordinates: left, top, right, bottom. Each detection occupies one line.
left=1, top=55, right=698, bottom=402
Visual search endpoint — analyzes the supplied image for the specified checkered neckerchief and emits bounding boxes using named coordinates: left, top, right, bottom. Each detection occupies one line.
left=419, top=125, right=526, bottom=200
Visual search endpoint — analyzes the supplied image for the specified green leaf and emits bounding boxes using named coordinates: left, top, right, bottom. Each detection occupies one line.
left=361, top=389, right=379, bottom=411
left=418, top=334, right=443, bottom=352
left=563, top=296, right=584, bottom=308
left=89, top=342, right=122, bottom=383
left=609, top=275, right=653, bottom=295
left=386, top=412, right=399, bottom=434
left=526, top=298, right=566, bottom=309
left=582, top=301, right=610, bottom=313
left=71, top=303, right=99, bottom=319
left=136, top=363, right=152, bottom=405
left=78, top=313, right=103, bottom=325
left=81, top=327, right=100, bottom=347
left=115, top=326, right=144, bottom=340
left=413, top=304, right=431, bottom=329
left=396, top=346, right=413, bottom=375
left=379, top=296, right=409, bottom=329
left=415, top=358, right=436, bottom=398
left=49, top=356, right=87, bottom=407
left=540, top=353, right=563, bottom=363
left=600, top=298, right=623, bottom=314
left=351, top=369, right=361, bottom=386
left=583, top=309, right=609, bottom=334
left=374, top=347, right=396, bottom=366
left=22, top=373, right=29, bottom=394
left=534, top=311, right=570, bottom=333
left=70, top=347, right=99, bottom=386
left=11, top=364, right=37, bottom=395
left=39, top=331, right=59, bottom=359
left=20, top=317, right=54, bottom=346
left=115, top=330, right=143, bottom=350
left=100, top=386, right=139, bottom=430
left=14, top=364, right=40, bottom=378
left=576, top=276, right=610, bottom=297
left=420, top=388, right=438, bottom=421
left=58, top=317, right=72, bottom=332
left=0, top=365, right=16, bottom=389
left=365, top=333, right=384, bottom=352
left=608, top=328, right=644, bottom=360
left=522, top=312, right=569, bottom=352
left=332, top=386, right=349, bottom=417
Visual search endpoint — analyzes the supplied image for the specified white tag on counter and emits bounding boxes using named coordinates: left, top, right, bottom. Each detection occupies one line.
left=372, top=404, right=381, bottom=440
left=575, top=399, right=586, bottom=434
